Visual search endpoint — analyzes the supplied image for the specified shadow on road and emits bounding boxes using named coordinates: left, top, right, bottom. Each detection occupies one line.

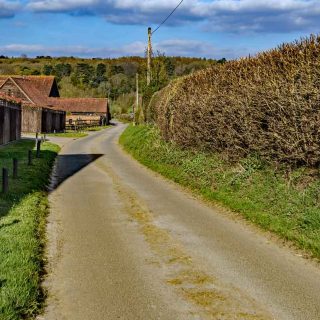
left=49, top=154, right=103, bottom=191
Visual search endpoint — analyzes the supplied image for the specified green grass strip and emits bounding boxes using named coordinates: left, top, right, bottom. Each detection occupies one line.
left=85, top=125, right=111, bottom=132
left=0, top=140, right=60, bottom=320
left=120, top=125, right=320, bottom=260
left=43, top=131, right=87, bottom=138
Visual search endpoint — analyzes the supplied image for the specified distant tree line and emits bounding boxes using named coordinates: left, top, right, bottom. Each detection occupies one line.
left=0, top=54, right=226, bottom=114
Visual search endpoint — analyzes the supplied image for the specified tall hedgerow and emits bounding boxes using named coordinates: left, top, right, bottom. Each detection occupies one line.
left=148, top=35, right=320, bottom=167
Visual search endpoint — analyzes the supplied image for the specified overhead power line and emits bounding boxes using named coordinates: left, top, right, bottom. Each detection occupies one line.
left=152, top=0, right=185, bottom=34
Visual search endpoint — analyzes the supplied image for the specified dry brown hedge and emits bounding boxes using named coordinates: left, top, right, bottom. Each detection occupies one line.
left=146, top=35, right=320, bottom=167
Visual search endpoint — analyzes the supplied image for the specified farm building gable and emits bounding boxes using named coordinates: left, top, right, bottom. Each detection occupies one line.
left=0, top=76, right=59, bottom=106
left=0, top=76, right=65, bottom=133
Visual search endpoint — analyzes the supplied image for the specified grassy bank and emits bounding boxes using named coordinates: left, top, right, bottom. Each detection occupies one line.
left=85, top=125, right=111, bottom=132
left=26, top=126, right=111, bottom=139
left=0, top=140, right=60, bottom=320
left=120, top=125, right=320, bottom=260
left=46, top=131, right=88, bottom=138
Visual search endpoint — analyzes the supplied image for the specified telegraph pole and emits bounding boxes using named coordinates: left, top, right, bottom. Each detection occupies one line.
left=147, top=27, right=152, bottom=86
left=136, top=73, right=139, bottom=111
left=134, top=73, right=139, bottom=125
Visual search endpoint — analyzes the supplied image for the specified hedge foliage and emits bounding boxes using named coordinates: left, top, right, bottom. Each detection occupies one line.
left=146, top=35, right=320, bottom=167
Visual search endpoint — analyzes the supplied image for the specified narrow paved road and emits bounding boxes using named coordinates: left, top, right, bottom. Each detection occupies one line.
left=41, top=123, right=320, bottom=320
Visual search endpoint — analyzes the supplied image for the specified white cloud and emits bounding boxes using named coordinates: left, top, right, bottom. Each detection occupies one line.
left=0, top=1, right=21, bottom=18
left=2, top=1, right=320, bottom=33
left=24, top=0, right=320, bottom=33
left=0, top=39, right=246, bottom=59
left=202, top=0, right=320, bottom=33
left=3, top=44, right=44, bottom=52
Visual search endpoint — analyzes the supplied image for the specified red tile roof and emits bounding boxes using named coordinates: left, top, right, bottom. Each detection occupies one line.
left=0, top=75, right=58, bottom=106
left=0, top=75, right=56, bottom=97
left=47, top=98, right=108, bottom=114
left=0, top=75, right=107, bottom=114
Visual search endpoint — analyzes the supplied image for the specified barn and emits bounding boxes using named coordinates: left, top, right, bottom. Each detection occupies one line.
left=0, top=75, right=110, bottom=133
left=0, top=95, right=21, bottom=145
left=0, top=76, right=65, bottom=133
left=46, top=97, right=110, bottom=125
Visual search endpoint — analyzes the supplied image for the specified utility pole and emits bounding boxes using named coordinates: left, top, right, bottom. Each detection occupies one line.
left=134, top=73, right=139, bottom=125
left=136, top=73, right=139, bottom=111
left=147, top=27, right=152, bottom=86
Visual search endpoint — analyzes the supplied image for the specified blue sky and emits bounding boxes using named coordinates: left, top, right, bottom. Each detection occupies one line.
left=0, top=0, right=319, bottom=59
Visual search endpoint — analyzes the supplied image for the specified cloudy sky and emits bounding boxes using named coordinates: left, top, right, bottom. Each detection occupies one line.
left=0, top=0, right=319, bottom=59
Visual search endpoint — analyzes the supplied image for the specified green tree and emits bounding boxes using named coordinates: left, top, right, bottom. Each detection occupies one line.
left=110, top=64, right=124, bottom=76
left=71, top=63, right=94, bottom=86
left=43, top=64, right=54, bottom=75
left=164, top=57, right=175, bottom=77
left=93, top=63, right=107, bottom=86
left=54, top=63, right=72, bottom=81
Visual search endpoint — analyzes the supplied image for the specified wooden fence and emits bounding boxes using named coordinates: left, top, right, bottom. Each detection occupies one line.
left=65, top=119, right=102, bottom=131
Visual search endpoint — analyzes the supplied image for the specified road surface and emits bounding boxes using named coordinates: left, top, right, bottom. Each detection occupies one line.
left=40, top=123, right=320, bottom=320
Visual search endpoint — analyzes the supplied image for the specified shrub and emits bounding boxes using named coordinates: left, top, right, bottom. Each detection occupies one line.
left=148, top=34, right=320, bottom=167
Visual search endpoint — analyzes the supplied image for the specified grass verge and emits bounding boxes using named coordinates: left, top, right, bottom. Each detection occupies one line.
left=120, top=125, right=320, bottom=260
left=85, top=125, right=111, bottom=132
left=44, top=131, right=87, bottom=138
left=0, top=139, right=60, bottom=320
left=26, top=126, right=111, bottom=138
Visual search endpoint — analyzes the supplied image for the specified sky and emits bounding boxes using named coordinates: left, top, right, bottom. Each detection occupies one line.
left=0, top=0, right=320, bottom=59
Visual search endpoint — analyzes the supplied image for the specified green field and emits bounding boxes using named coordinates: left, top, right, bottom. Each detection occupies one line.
left=0, top=140, right=60, bottom=320
left=120, top=125, right=320, bottom=260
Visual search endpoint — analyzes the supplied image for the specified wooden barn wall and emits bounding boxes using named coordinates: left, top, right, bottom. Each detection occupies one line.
left=59, top=113, right=66, bottom=131
left=0, top=100, right=21, bottom=145
left=41, top=109, right=65, bottom=133
left=0, top=106, right=4, bottom=145
left=3, top=107, right=10, bottom=143
left=22, top=107, right=42, bottom=133
left=23, top=107, right=65, bottom=133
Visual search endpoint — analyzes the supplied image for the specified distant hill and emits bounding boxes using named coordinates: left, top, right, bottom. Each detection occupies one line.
left=0, top=56, right=223, bottom=102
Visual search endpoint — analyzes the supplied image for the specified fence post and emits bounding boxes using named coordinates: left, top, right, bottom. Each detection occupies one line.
left=28, top=150, right=33, bottom=165
left=36, top=140, right=41, bottom=158
left=13, top=158, right=18, bottom=179
left=2, top=168, right=8, bottom=193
